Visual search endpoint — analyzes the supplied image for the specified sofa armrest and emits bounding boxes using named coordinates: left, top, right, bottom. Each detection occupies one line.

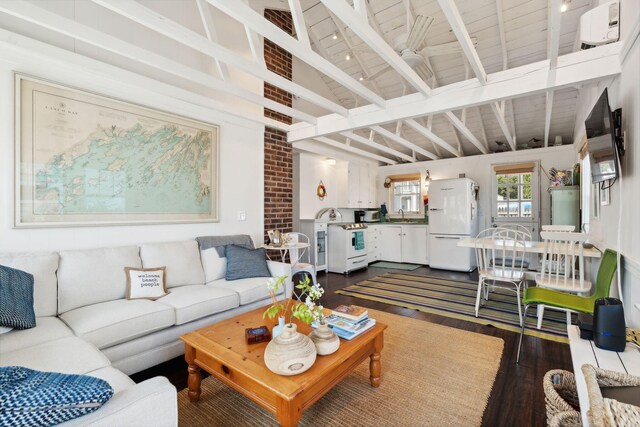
left=267, top=260, right=292, bottom=297
left=60, top=377, right=177, bottom=427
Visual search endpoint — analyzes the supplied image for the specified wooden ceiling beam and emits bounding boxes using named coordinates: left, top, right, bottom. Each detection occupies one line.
left=320, top=0, right=432, bottom=96
left=404, top=119, right=461, bottom=157
left=206, top=0, right=386, bottom=108
left=312, top=137, right=397, bottom=164
left=341, top=131, right=415, bottom=163
left=370, top=126, right=439, bottom=160
left=91, top=0, right=348, bottom=117
left=288, top=42, right=622, bottom=141
left=287, top=0, right=310, bottom=49
left=195, top=0, right=229, bottom=82
left=545, top=0, right=563, bottom=147
left=0, top=1, right=315, bottom=124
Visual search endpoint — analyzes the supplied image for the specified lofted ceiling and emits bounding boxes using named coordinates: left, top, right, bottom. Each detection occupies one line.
left=0, top=0, right=621, bottom=165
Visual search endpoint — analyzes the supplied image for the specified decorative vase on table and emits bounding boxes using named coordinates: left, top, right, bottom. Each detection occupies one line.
left=264, top=323, right=317, bottom=376
left=272, top=316, right=285, bottom=338
left=308, top=320, right=340, bottom=355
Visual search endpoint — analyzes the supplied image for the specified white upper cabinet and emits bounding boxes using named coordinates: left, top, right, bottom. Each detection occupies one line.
left=347, top=164, right=375, bottom=208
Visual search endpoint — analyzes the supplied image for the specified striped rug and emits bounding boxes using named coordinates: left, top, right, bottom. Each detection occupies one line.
left=336, top=272, right=573, bottom=343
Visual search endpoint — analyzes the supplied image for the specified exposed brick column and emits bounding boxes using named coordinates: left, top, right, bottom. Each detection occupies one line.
left=263, top=10, right=293, bottom=244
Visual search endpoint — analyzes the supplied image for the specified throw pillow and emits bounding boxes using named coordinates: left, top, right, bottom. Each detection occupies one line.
left=225, top=245, right=271, bottom=281
left=125, top=267, right=169, bottom=300
left=0, top=366, right=114, bottom=426
left=0, top=264, right=36, bottom=330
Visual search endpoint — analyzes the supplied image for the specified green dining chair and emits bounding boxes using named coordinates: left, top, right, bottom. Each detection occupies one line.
left=516, top=248, right=618, bottom=363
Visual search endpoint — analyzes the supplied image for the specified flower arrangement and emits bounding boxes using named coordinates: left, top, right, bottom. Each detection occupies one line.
left=263, top=275, right=325, bottom=325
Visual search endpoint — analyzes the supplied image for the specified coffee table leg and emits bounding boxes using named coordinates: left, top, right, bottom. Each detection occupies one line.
left=277, top=396, right=302, bottom=427
left=185, top=346, right=202, bottom=402
left=369, top=333, right=384, bottom=387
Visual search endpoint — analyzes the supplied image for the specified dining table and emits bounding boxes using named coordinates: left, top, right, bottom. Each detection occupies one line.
left=457, top=238, right=602, bottom=258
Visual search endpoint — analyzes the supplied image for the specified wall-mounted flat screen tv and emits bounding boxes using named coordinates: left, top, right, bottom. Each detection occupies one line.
left=585, top=88, right=618, bottom=183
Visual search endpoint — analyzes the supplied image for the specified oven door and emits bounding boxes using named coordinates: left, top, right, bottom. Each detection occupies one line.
left=348, top=230, right=367, bottom=258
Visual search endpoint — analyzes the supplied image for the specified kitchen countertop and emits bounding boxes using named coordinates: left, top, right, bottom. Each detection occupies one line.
left=366, top=221, right=429, bottom=226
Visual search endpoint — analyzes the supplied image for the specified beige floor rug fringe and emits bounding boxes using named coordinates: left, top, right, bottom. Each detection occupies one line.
left=178, top=310, right=504, bottom=427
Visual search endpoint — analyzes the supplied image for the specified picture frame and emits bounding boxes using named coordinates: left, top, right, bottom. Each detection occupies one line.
left=15, top=74, right=219, bottom=228
left=600, top=186, right=610, bottom=206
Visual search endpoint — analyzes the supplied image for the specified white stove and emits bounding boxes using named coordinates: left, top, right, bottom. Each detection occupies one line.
left=328, top=223, right=368, bottom=274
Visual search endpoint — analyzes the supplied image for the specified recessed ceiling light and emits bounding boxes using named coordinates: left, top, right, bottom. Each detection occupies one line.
left=345, top=52, right=351, bottom=61
left=332, top=32, right=338, bottom=40
left=326, top=158, right=336, bottom=166
left=358, top=73, right=365, bottom=81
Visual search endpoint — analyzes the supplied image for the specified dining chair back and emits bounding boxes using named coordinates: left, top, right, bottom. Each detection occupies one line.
left=474, top=227, right=529, bottom=325
left=541, top=225, right=576, bottom=232
left=537, top=231, right=590, bottom=293
left=287, top=232, right=316, bottom=286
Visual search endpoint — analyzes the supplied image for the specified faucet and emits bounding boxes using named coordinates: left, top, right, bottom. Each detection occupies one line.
left=398, top=209, right=405, bottom=221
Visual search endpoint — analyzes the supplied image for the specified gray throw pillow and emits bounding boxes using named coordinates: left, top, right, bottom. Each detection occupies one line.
left=0, top=265, right=36, bottom=330
left=225, top=245, right=271, bottom=281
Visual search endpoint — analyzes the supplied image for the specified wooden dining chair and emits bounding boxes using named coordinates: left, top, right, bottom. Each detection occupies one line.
left=474, top=227, right=529, bottom=326
left=535, top=231, right=592, bottom=328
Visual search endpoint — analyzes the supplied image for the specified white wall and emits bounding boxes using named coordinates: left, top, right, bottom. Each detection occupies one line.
left=0, top=7, right=267, bottom=252
left=376, top=146, right=577, bottom=229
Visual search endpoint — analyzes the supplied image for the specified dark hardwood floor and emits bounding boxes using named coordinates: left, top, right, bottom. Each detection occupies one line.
left=132, top=266, right=573, bottom=426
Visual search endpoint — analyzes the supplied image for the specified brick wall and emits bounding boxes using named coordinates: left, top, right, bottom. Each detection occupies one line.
left=264, top=9, right=293, bottom=243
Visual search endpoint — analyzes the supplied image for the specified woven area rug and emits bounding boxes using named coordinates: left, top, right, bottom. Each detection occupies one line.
left=336, top=273, right=572, bottom=343
left=368, top=261, right=422, bottom=271
left=177, top=310, right=503, bottom=427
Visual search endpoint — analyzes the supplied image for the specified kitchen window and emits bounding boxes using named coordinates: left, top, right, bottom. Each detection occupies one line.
left=388, top=174, right=421, bottom=213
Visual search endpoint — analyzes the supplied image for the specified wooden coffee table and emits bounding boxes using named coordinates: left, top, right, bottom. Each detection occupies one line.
left=180, top=303, right=386, bottom=426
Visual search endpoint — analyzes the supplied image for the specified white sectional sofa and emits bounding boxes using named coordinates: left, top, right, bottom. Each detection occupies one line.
left=0, top=237, right=291, bottom=426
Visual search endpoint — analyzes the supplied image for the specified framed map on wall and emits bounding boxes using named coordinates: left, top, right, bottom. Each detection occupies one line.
left=15, top=74, right=219, bottom=227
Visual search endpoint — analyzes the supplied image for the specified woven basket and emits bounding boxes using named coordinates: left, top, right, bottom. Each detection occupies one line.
left=543, top=369, right=582, bottom=427
left=582, top=364, right=640, bottom=427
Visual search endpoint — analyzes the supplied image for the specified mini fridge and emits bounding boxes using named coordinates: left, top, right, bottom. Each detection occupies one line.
left=299, top=220, right=328, bottom=272
left=549, top=186, right=580, bottom=231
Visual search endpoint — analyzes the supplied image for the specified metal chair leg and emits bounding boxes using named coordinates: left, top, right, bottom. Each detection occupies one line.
left=475, top=278, right=483, bottom=317
left=516, top=304, right=530, bottom=364
left=516, top=285, right=522, bottom=327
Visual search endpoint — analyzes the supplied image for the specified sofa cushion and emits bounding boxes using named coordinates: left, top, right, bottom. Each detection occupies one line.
left=85, top=367, right=135, bottom=394
left=125, top=267, right=169, bottom=300
left=0, top=336, right=110, bottom=374
left=0, top=252, right=59, bottom=317
left=0, top=366, right=114, bottom=427
left=0, top=317, right=73, bottom=353
left=225, top=245, right=271, bottom=281
left=58, top=246, right=141, bottom=314
left=156, top=285, right=238, bottom=325
left=0, top=265, right=36, bottom=330
left=200, top=247, right=227, bottom=283
left=59, top=299, right=175, bottom=350
left=140, top=241, right=204, bottom=288
left=209, top=276, right=276, bottom=305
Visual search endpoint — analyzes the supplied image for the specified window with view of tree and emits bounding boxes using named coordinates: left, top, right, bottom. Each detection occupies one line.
left=496, top=172, right=533, bottom=218
left=388, top=174, right=422, bottom=213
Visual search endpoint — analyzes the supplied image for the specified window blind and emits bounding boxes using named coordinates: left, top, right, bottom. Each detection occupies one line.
left=388, top=173, right=421, bottom=182
left=493, top=162, right=535, bottom=175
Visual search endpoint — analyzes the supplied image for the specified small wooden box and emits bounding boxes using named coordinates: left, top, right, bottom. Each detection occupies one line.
left=245, top=326, right=271, bottom=344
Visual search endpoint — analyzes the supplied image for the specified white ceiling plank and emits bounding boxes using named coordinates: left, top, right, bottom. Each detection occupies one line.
left=544, top=90, right=554, bottom=147
left=436, top=0, right=487, bottom=84
left=445, top=111, right=488, bottom=154
left=206, top=0, right=386, bottom=108
left=320, top=0, right=432, bottom=96
left=195, top=0, right=229, bottom=81
left=341, top=131, right=415, bottom=162
left=476, top=107, right=490, bottom=151
left=404, top=119, right=461, bottom=157
left=313, top=137, right=397, bottom=164
left=0, top=0, right=316, bottom=124
left=287, top=0, right=310, bottom=49
left=91, top=0, right=348, bottom=117
left=370, top=126, right=439, bottom=160
left=288, top=42, right=622, bottom=141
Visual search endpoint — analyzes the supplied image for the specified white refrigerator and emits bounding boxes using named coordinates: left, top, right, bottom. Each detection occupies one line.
left=428, top=178, right=479, bottom=272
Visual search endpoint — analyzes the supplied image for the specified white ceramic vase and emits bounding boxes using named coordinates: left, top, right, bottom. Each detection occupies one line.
left=308, top=321, right=340, bottom=355
left=264, top=323, right=317, bottom=376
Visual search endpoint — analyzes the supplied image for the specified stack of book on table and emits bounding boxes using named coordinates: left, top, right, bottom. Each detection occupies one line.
left=316, top=305, right=376, bottom=340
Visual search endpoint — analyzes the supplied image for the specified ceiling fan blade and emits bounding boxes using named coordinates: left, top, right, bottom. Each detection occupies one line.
left=421, top=37, right=478, bottom=57
left=365, top=64, right=392, bottom=81
left=406, top=15, right=434, bottom=52
left=414, top=61, right=434, bottom=81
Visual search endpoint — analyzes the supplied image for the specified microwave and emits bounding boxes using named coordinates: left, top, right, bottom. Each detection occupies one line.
left=364, top=211, right=379, bottom=222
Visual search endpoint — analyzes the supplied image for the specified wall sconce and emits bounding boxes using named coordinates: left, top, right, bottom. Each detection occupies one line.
left=325, top=158, right=336, bottom=166
left=424, top=170, right=432, bottom=186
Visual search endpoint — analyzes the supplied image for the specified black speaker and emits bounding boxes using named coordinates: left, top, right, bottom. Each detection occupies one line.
left=593, top=298, right=626, bottom=352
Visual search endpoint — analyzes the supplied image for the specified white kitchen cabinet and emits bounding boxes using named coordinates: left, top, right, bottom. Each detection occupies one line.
left=378, top=225, right=429, bottom=264
left=366, top=225, right=381, bottom=263
left=347, top=164, right=375, bottom=208
left=379, top=226, right=402, bottom=262
left=402, top=226, right=429, bottom=264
